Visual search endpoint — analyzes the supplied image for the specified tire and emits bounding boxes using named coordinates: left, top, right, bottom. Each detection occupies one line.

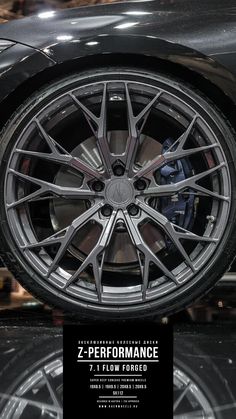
left=0, top=336, right=63, bottom=418
left=0, top=67, right=236, bottom=320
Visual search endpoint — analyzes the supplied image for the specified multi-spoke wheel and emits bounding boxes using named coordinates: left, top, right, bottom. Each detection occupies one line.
left=174, top=366, right=216, bottom=418
left=0, top=68, right=236, bottom=319
left=0, top=337, right=62, bottom=419
left=174, top=337, right=236, bottom=418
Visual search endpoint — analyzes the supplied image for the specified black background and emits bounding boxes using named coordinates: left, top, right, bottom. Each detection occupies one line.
left=64, top=323, right=173, bottom=418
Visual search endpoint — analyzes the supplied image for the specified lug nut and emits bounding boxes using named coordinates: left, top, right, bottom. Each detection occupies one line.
left=128, top=204, right=139, bottom=216
left=101, top=205, right=113, bottom=217
left=134, top=179, right=146, bottom=191
left=113, top=164, right=125, bottom=176
left=115, top=220, right=126, bottom=232
left=92, top=180, right=104, bottom=192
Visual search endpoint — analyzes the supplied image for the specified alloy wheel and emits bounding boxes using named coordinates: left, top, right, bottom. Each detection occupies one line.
left=4, top=73, right=231, bottom=308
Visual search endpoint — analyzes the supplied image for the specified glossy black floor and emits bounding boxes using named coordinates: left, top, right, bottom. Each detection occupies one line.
left=0, top=277, right=236, bottom=418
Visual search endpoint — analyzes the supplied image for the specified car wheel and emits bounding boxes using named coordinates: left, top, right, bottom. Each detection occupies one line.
left=0, top=68, right=236, bottom=320
left=174, top=338, right=235, bottom=418
left=0, top=336, right=63, bottom=418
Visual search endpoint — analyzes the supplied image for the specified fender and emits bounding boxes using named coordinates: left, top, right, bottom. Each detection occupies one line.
left=0, top=43, right=55, bottom=103
left=42, top=33, right=236, bottom=105
left=0, top=1, right=236, bottom=106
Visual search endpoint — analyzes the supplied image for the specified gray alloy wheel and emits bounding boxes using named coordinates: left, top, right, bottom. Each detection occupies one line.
left=0, top=68, right=236, bottom=319
left=0, top=338, right=63, bottom=419
left=174, top=367, right=216, bottom=418
left=174, top=338, right=236, bottom=418
left=1, top=357, right=63, bottom=419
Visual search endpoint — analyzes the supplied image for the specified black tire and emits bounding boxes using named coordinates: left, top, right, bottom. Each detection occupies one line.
left=0, top=336, right=63, bottom=418
left=0, top=67, right=236, bottom=320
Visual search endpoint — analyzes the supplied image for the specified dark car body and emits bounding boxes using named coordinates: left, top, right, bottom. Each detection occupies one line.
left=0, top=0, right=236, bottom=133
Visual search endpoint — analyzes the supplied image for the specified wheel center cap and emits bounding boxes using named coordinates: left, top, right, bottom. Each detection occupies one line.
left=105, top=178, right=134, bottom=208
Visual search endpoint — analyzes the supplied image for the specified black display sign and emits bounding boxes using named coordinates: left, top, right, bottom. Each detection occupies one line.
left=64, top=324, right=173, bottom=417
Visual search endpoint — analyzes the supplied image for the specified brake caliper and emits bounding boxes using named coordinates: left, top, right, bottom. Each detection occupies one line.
left=151, top=138, right=195, bottom=248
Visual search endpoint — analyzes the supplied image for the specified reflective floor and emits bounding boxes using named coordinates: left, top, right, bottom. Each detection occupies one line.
left=174, top=326, right=236, bottom=418
left=0, top=327, right=63, bottom=419
left=0, top=276, right=236, bottom=418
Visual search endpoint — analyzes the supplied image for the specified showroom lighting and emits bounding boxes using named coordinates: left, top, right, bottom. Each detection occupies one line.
left=38, top=11, right=55, bottom=19
left=57, top=35, right=73, bottom=41
left=86, top=41, right=99, bottom=46
left=115, top=22, right=139, bottom=30
left=125, top=11, right=151, bottom=16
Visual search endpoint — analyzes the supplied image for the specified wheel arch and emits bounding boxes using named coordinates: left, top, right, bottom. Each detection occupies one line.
left=1, top=52, right=236, bottom=133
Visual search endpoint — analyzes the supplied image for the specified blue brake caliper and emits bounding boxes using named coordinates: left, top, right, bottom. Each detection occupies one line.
left=159, top=138, right=195, bottom=247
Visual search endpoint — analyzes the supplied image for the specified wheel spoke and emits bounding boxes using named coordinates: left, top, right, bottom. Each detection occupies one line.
left=122, top=209, right=178, bottom=299
left=137, top=200, right=217, bottom=271
left=15, top=119, right=102, bottom=180
left=0, top=392, right=62, bottom=415
left=23, top=202, right=103, bottom=277
left=7, top=169, right=100, bottom=209
left=135, top=144, right=219, bottom=180
left=15, top=148, right=102, bottom=181
left=63, top=209, right=119, bottom=301
left=46, top=204, right=102, bottom=277
left=134, top=115, right=220, bottom=180
left=23, top=228, right=72, bottom=249
left=36, top=118, right=70, bottom=155
left=173, top=382, right=191, bottom=411
left=137, top=249, right=150, bottom=299
left=96, top=83, right=112, bottom=174
left=167, top=143, right=219, bottom=160
left=140, top=163, right=229, bottom=201
left=69, top=84, right=112, bottom=176
left=42, top=369, right=62, bottom=408
left=125, top=84, right=162, bottom=176
left=167, top=225, right=218, bottom=242
left=168, top=115, right=198, bottom=152
left=124, top=83, right=140, bottom=174
left=138, top=201, right=195, bottom=270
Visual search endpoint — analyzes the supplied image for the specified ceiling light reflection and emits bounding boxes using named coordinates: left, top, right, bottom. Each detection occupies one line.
left=115, top=22, right=139, bottom=30
left=38, top=11, right=55, bottom=19
left=86, top=41, right=99, bottom=46
left=57, top=35, right=73, bottom=41
left=125, top=11, right=151, bottom=16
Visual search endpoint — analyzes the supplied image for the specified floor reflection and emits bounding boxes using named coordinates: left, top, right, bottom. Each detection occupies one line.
left=174, top=327, right=236, bottom=418
left=0, top=326, right=236, bottom=418
left=0, top=330, right=63, bottom=419
left=1, top=275, right=236, bottom=417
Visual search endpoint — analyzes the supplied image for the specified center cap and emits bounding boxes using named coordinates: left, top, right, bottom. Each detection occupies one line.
left=105, top=178, right=134, bottom=208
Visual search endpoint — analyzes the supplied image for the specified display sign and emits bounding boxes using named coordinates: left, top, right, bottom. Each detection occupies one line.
left=64, top=324, right=173, bottom=417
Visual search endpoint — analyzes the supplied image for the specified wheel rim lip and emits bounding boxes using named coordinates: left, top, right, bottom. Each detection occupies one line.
left=174, top=366, right=216, bottom=417
left=2, top=356, right=63, bottom=417
left=4, top=73, right=232, bottom=307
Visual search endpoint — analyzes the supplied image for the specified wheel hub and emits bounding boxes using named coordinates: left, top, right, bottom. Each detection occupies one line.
left=105, top=178, right=134, bottom=208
